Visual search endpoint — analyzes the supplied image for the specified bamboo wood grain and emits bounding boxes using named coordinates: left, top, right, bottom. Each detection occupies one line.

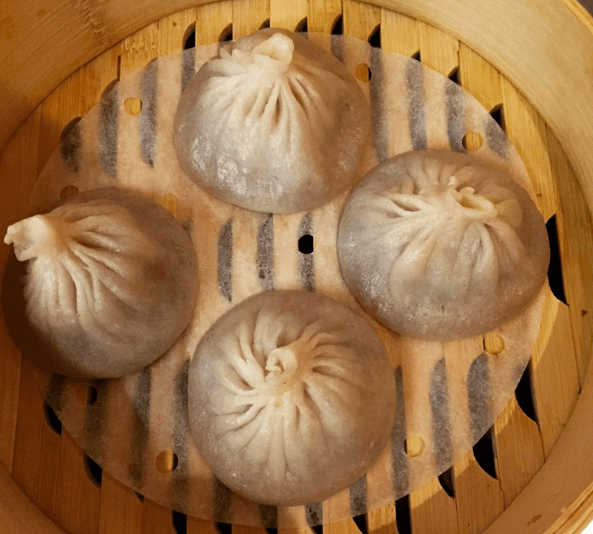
left=99, top=473, right=143, bottom=534
left=11, top=360, right=62, bottom=523
left=0, top=462, right=65, bottom=534
left=343, top=0, right=381, bottom=40
left=0, top=108, right=40, bottom=474
left=270, top=0, right=306, bottom=30
left=196, top=1, right=234, bottom=44
left=547, top=130, right=593, bottom=386
left=367, top=505, right=398, bottom=534
left=458, top=45, right=501, bottom=113
left=455, top=451, right=504, bottom=534
left=232, top=0, right=271, bottom=38
left=409, top=478, right=458, bottom=534
left=417, top=21, right=458, bottom=77
left=324, top=491, right=362, bottom=534
left=484, top=341, right=593, bottom=534
left=380, top=9, right=420, bottom=57
left=160, top=10, right=195, bottom=56
left=493, top=398, right=545, bottom=508
left=53, top=431, right=102, bottom=534
left=187, top=515, right=221, bottom=534
left=158, top=8, right=198, bottom=56
left=37, top=48, right=120, bottom=186
left=531, top=294, right=580, bottom=456
left=141, top=499, right=177, bottom=534
left=500, top=77, right=581, bottom=458
left=120, top=22, right=159, bottom=76
left=308, top=0, right=342, bottom=33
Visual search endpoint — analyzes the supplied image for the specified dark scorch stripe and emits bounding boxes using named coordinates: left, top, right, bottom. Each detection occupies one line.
left=257, top=213, right=274, bottom=291
left=129, top=367, right=152, bottom=489
left=182, top=47, right=195, bottom=92
left=59, top=117, right=82, bottom=173
left=392, top=366, right=409, bottom=496
left=305, top=501, right=323, bottom=528
left=218, top=219, right=233, bottom=302
left=140, top=59, right=158, bottom=167
left=84, top=379, right=109, bottom=460
left=213, top=477, right=233, bottom=523
left=45, top=374, right=67, bottom=415
left=258, top=504, right=278, bottom=529
left=370, top=47, right=389, bottom=162
left=331, top=34, right=345, bottom=63
left=430, top=358, right=453, bottom=473
left=299, top=214, right=314, bottom=291
left=445, top=80, right=465, bottom=152
left=468, top=353, right=491, bottom=442
left=350, top=475, right=367, bottom=517
left=171, top=360, right=190, bottom=510
left=485, top=114, right=507, bottom=158
left=406, top=60, right=428, bottom=151
left=99, top=80, right=119, bottom=176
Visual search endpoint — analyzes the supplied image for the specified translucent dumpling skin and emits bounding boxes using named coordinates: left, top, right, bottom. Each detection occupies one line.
left=3, top=188, right=198, bottom=378
left=188, top=290, right=396, bottom=506
left=174, top=29, right=371, bottom=214
left=338, top=150, right=551, bottom=340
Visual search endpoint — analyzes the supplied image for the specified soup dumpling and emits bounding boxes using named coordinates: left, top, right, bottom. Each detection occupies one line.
left=188, top=290, right=396, bottom=506
left=338, top=150, right=550, bottom=340
left=174, top=29, right=371, bottom=214
left=3, top=188, right=198, bottom=378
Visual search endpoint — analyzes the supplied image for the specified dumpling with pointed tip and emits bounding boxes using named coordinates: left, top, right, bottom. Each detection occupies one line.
left=188, top=290, right=396, bottom=506
left=337, top=150, right=550, bottom=340
left=174, top=28, right=371, bottom=214
left=3, top=188, right=198, bottom=378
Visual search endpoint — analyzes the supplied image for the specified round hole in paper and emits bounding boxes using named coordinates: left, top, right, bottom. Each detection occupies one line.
left=124, top=97, right=143, bottom=115
left=484, top=333, right=505, bottom=355
left=462, top=131, right=484, bottom=151
left=404, top=435, right=425, bottom=457
left=298, top=234, right=315, bottom=254
left=156, top=450, right=179, bottom=473
left=355, top=64, right=371, bottom=83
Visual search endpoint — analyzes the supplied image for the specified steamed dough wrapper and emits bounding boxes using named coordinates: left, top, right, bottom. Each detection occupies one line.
left=188, top=290, right=396, bottom=506
left=174, top=29, right=371, bottom=214
left=338, top=150, right=550, bottom=340
left=4, top=188, right=198, bottom=378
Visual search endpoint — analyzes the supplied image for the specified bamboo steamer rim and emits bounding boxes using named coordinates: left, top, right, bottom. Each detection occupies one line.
left=1, top=1, right=593, bottom=533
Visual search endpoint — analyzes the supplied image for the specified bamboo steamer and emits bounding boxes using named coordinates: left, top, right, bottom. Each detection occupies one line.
left=1, top=1, right=593, bottom=533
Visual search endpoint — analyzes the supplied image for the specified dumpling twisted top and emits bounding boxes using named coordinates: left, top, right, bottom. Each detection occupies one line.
left=174, top=29, right=371, bottom=214
left=3, top=188, right=198, bottom=378
left=189, top=290, right=395, bottom=506
left=338, top=150, right=550, bottom=340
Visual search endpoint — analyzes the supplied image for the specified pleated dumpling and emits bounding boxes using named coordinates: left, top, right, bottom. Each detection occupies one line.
left=338, top=150, right=550, bottom=340
left=174, top=29, right=371, bottom=214
left=188, top=290, right=396, bottom=506
left=3, top=188, right=198, bottom=378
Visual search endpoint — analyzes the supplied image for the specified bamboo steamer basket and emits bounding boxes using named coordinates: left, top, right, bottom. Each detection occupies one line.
left=1, top=1, right=593, bottom=533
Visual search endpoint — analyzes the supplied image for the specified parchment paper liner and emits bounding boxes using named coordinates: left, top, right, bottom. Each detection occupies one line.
left=25, top=34, right=545, bottom=528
